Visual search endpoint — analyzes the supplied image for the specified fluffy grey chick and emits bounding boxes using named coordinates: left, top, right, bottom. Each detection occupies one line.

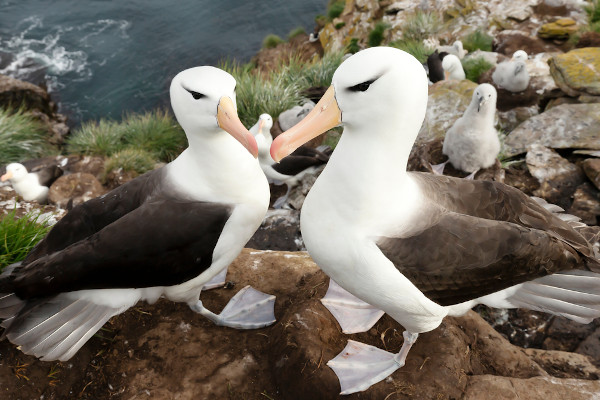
left=442, top=83, right=500, bottom=178
left=492, top=51, right=530, bottom=92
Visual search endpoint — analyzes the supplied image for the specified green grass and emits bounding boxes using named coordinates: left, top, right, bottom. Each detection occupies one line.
left=388, top=40, right=430, bottom=63
left=67, top=119, right=124, bottom=157
left=585, top=0, right=600, bottom=23
left=461, top=57, right=493, bottom=83
left=0, top=107, right=53, bottom=164
left=335, top=22, right=346, bottom=30
left=119, top=110, right=186, bottom=162
left=462, top=30, right=493, bottom=52
left=288, top=27, right=306, bottom=40
left=368, top=22, right=390, bottom=47
left=0, top=209, right=51, bottom=271
left=327, top=0, right=345, bottom=19
left=102, top=148, right=157, bottom=179
left=346, top=38, right=360, bottom=54
left=401, top=11, right=442, bottom=41
left=221, top=52, right=344, bottom=127
left=262, top=34, right=284, bottom=49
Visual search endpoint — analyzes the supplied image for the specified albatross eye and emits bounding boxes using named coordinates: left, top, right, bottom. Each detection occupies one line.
left=185, top=88, right=205, bottom=100
left=348, top=79, right=375, bottom=92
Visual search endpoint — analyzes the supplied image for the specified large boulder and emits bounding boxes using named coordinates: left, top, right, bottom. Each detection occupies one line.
left=48, top=172, right=105, bottom=208
left=416, top=79, right=479, bottom=144
left=537, top=18, right=578, bottom=40
left=549, top=47, right=600, bottom=97
left=503, top=103, right=600, bottom=157
left=1, top=249, right=599, bottom=399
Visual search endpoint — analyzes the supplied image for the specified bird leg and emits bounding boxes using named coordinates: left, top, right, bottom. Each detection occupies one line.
left=321, top=279, right=384, bottom=334
left=429, top=161, right=448, bottom=175
left=464, top=169, right=479, bottom=180
left=272, top=184, right=292, bottom=209
left=202, top=267, right=228, bottom=290
left=190, top=285, right=276, bottom=329
left=328, top=331, right=419, bottom=395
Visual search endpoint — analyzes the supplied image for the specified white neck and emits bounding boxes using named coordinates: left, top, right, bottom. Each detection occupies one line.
left=167, top=130, right=268, bottom=205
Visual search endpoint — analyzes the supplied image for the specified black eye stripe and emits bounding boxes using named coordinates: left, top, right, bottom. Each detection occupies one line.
left=184, top=88, right=205, bottom=100
left=348, top=79, right=376, bottom=92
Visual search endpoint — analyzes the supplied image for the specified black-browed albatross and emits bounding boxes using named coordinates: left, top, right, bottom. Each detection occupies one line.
left=0, top=66, right=275, bottom=362
left=250, top=113, right=330, bottom=208
left=271, top=47, right=600, bottom=394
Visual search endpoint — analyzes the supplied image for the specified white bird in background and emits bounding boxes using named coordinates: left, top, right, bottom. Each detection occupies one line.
left=441, top=54, right=465, bottom=80
left=2, top=163, right=48, bottom=203
left=0, top=66, right=276, bottom=362
left=492, top=50, right=530, bottom=92
left=250, top=113, right=330, bottom=208
left=271, top=47, right=600, bottom=395
left=438, top=40, right=467, bottom=59
left=432, top=83, right=500, bottom=179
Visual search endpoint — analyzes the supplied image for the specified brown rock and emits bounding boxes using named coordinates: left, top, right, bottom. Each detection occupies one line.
left=492, top=31, right=563, bottom=56
left=568, top=182, right=600, bottom=225
left=526, top=144, right=585, bottom=209
left=576, top=31, right=600, bottom=48
left=48, top=172, right=105, bottom=208
left=0, top=74, right=54, bottom=116
left=583, top=158, right=600, bottom=190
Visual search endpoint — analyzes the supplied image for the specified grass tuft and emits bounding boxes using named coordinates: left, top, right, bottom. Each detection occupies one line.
left=103, top=148, right=156, bottom=179
left=0, top=107, right=53, bottom=164
left=327, top=0, right=345, bottom=20
left=462, top=30, right=493, bottom=52
left=67, top=119, right=123, bottom=157
left=0, top=209, right=51, bottom=271
left=388, top=40, right=430, bottom=64
left=346, top=38, right=360, bottom=54
left=585, top=0, right=600, bottom=24
left=461, top=57, right=493, bottom=83
left=262, top=34, right=284, bottom=49
left=119, top=110, right=186, bottom=162
left=368, top=22, right=390, bottom=47
left=402, top=11, right=441, bottom=41
left=288, top=27, right=306, bottom=40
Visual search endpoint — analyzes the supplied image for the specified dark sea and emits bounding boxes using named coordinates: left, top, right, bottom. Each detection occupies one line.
left=0, top=0, right=327, bottom=125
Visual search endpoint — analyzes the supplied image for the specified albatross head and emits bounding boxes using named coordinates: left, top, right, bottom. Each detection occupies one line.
left=270, top=47, right=428, bottom=161
left=1, top=163, right=28, bottom=183
left=471, top=83, right=497, bottom=114
left=170, top=66, right=258, bottom=157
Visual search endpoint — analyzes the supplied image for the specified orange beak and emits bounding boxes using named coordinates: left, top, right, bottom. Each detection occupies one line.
left=270, top=86, right=341, bottom=162
left=1, top=171, right=13, bottom=182
left=258, top=119, right=264, bottom=135
left=217, top=96, right=258, bottom=158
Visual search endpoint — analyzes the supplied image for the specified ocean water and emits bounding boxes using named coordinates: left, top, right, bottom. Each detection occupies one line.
left=0, top=0, right=327, bottom=125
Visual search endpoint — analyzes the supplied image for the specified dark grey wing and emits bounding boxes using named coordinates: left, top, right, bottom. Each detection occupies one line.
left=23, top=168, right=165, bottom=264
left=378, top=212, right=583, bottom=306
left=5, top=199, right=232, bottom=299
left=32, top=165, right=63, bottom=187
left=411, top=172, right=594, bottom=257
left=272, top=155, right=324, bottom=176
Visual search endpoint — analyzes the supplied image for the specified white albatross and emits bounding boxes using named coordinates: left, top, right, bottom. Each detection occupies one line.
left=0, top=66, right=275, bottom=362
left=432, top=83, right=500, bottom=178
left=492, top=50, right=530, bottom=92
left=1, top=163, right=52, bottom=203
left=270, top=47, right=600, bottom=394
left=441, top=53, right=465, bottom=80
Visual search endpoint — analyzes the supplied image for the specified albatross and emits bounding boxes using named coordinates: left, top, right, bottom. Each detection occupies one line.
left=270, top=47, right=600, bottom=394
left=0, top=66, right=275, bottom=362
left=250, top=113, right=330, bottom=208
left=1, top=162, right=61, bottom=203
left=432, top=83, right=500, bottom=178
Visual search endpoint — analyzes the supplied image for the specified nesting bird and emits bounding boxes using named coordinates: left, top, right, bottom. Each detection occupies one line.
left=492, top=50, right=530, bottom=92
left=441, top=54, right=465, bottom=80
left=438, top=83, right=500, bottom=178
left=0, top=66, right=276, bottom=362
left=426, top=50, right=445, bottom=83
left=250, top=113, right=330, bottom=208
left=0, top=162, right=61, bottom=204
left=271, top=47, right=600, bottom=395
